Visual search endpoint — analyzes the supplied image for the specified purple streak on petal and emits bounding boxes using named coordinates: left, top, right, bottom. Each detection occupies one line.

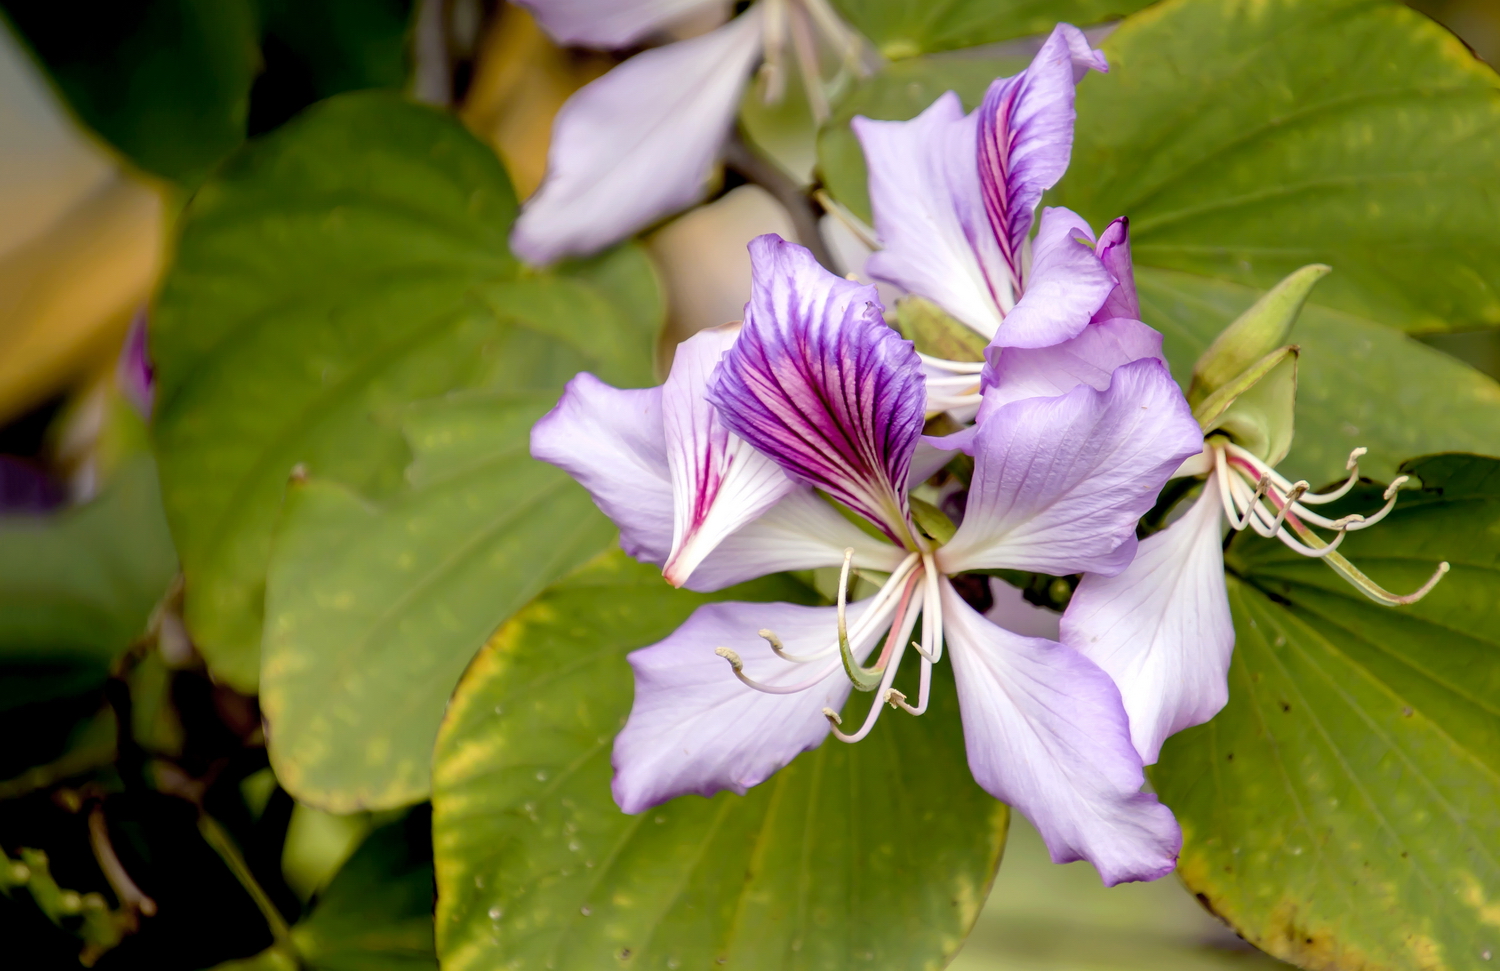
left=612, top=598, right=882, bottom=813
left=663, top=324, right=795, bottom=586
left=1063, top=479, right=1234, bottom=765
left=940, top=358, right=1201, bottom=578
left=510, top=9, right=763, bottom=264
left=994, top=207, right=1115, bottom=349
left=117, top=310, right=154, bottom=419
left=685, top=488, right=906, bottom=592
left=982, top=316, right=1165, bottom=405
left=941, top=578, right=1181, bottom=886
left=530, top=373, right=673, bottom=564
left=977, top=23, right=1107, bottom=292
left=856, top=95, right=1011, bottom=338
left=1093, top=217, right=1139, bottom=322
left=710, top=235, right=925, bottom=542
left=517, top=0, right=720, bottom=48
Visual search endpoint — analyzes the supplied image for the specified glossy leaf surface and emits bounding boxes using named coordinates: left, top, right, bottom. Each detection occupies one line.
left=431, top=552, right=1008, bottom=971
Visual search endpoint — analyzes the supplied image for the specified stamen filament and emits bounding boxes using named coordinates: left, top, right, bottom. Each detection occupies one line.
left=825, top=589, right=922, bottom=742
left=1285, top=520, right=1450, bottom=605
left=917, top=354, right=986, bottom=374
left=714, top=648, right=841, bottom=694
left=836, top=548, right=886, bottom=691
left=764, top=553, right=920, bottom=664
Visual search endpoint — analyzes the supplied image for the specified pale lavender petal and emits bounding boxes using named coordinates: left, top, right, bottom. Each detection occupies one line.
left=855, top=95, right=1010, bottom=339
left=517, top=0, right=718, bottom=48
left=1093, top=217, right=1139, bottom=322
left=510, top=10, right=763, bottom=264
left=909, top=438, right=961, bottom=486
left=710, top=234, right=925, bottom=542
left=1063, top=478, right=1234, bottom=765
left=982, top=316, right=1165, bottom=407
left=663, top=325, right=795, bottom=586
left=530, top=373, right=672, bottom=564
left=977, top=23, right=1108, bottom=291
left=939, top=359, right=1201, bottom=577
left=613, top=598, right=881, bottom=813
left=685, top=488, right=907, bottom=592
left=941, top=579, right=1180, bottom=886
left=994, top=207, right=1115, bottom=349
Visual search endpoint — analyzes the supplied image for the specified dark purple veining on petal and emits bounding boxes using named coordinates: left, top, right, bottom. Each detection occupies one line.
left=709, top=235, right=925, bottom=543
left=1093, top=217, right=1139, bottom=322
left=976, top=23, right=1107, bottom=297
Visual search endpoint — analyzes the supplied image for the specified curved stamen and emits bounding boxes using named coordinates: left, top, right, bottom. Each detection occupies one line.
left=715, top=649, right=840, bottom=694
left=824, top=588, right=922, bottom=742
left=765, top=553, right=920, bottom=664
left=1267, top=480, right=1309, bottom=533
left=1227, top=474, right=1352, bottom=556
left=1284, top=520, right=1451, bottom=605
left=836, top=548, right=886, bottom=691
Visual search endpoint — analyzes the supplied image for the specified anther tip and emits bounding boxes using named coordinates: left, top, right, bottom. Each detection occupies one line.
left=714, top=647, right=744, bottom=672
left=821, top=707, right=842, bottom=726
left=886, top=690, right=906, bottom=709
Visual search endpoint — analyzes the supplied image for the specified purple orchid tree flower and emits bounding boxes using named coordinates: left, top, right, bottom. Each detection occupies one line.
left=512, top=0, right=865, bottom=264
left=532, top=234, right=1206, bottom=885
left=974, top=239, right=1451, bottom=767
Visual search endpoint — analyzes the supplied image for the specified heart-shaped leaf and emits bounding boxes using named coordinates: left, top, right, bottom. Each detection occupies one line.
left=431, top=551, right=1008, bottom=971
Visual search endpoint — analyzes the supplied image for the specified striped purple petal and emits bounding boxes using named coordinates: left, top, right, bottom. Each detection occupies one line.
left=978, top=23, right=1107, bottom=292
left=709, top=235, right=925, bottom=544
left=1093, top=217, right=1140, bottom=322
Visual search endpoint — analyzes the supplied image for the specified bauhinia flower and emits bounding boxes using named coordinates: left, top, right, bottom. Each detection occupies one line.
left=853, top=24, right=1110, bottom=351
left=1002, top=264, right=1453, bottom=766
left=512, top=0, right=865, bottom=264
left=532, top=233, right=1206, bottom=885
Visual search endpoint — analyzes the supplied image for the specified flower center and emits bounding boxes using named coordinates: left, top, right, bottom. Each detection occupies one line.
left=1208, top=438, right=1447, bottom=605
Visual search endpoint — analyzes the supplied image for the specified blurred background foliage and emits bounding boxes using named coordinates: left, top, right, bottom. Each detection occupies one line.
left=0, top=0, right=1496, bottom=969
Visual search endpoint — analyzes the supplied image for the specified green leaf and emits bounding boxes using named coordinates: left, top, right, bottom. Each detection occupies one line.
left=2, top=0, right=260, bottom=182
left=431, top=551, right=1007, bottom=971
left=262, top=393, right=616, bottom=811
left=0, top=455, right=177, bottom=711
left=828, top=0, right=1154, bottom=59
left=216, top=813, right=437, bottom=971
left=896, top=296, right=988, bottom=362
left=817, top=53, right=1031, bottom=224
left=1136, top=268, right=1500, bottom=486
left=1055, top=0, right=1500, bottom=334
left=1153, top=453, right=1500, bottom=971
left=152, top=91, right=659, bottom=691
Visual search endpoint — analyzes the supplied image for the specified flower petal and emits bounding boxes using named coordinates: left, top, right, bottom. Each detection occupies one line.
left=941, top=579, right=1181, bottom=886
left=517, top=0, right=719, bottom=48
left=684, top=487, right=906, bottom=591
left=855, top=94, right=1010, bottom=339
left=939, top=358, right=1201, bottom=577
left=530, top=373, right=673, bottom=564
left=663, top=324, right=795, bottom=586
left=510, top=10, right=763, bottom=264
left=612, top=598, right=881, bottom=813
left=978, top=23, right=1108, bottom=290
left=1062, top=478, right=1234, bottom=765
left=994, top=206, right=1115, bottom=349
left=710, top=234, right=925, bottom=542
left=1093, top=216, right=1139, bottom=322
left=982, top=316, right=1165, bottom=407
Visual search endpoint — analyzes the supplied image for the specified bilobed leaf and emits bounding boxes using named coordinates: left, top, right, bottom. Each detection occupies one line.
left=827, top=0, right=1153, bottom=59
left=152, top=91, right=659, bottom=691
left=1054, top=0, right=1500, bottom=334
left=0, top=455, right=177, bottom=711
left=1153, top=453, right=1500, bottom=971
left=1136, top=268, right=1500, bottom=485
left=2, top=0, right=259, bottom=182
left=262, top=392, right=616, bottom=811
left=431, top=551, right=1008, bottom=971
